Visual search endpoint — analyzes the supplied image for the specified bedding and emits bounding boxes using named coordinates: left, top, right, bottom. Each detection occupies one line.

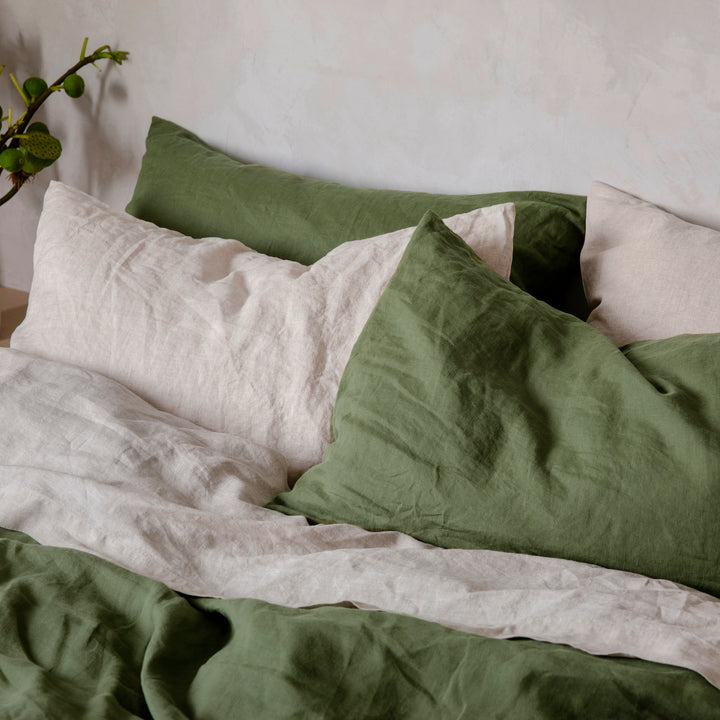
left=270, top=212, right=720, bottom=597
left=582, top=181, right=720, bottom=345
left=126, top=116, right=587, bottom=312
left=1, top=349, right=720, bottom=717
left=10, top=182, right=513, bottom=477
left=3, top=170, right=720, bottom=717
left=3, top=528, right=720, bottom=719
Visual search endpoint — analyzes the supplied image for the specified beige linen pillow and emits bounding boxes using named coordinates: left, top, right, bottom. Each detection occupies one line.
left=581, top=181, right=720, bottom=346
left=12, top=182, right=514, bottom=478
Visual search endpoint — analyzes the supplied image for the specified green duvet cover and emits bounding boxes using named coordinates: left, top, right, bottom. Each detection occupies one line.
left=1, top=527, right=718, bottom=719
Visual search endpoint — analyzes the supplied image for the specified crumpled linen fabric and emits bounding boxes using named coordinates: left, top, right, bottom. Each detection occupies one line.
left=582, top=181, right=720, bottom=345
left=11, top=182, right=514, bottom=478
left=1, top=349, right=719, bottom=691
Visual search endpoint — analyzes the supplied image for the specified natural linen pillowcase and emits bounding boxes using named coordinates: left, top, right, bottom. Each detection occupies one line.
left=12, top=182, right=514, bottom=478
left=582, top=181, right=720, bottom=346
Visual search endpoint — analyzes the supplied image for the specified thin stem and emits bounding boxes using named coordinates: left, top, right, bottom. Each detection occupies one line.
left=0, top=183, right=20, bottom=207
left=9, top=73, right=30, bottom=106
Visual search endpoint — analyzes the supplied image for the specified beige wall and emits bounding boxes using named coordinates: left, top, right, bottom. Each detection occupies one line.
left=2, top=0, right=719, bottom=290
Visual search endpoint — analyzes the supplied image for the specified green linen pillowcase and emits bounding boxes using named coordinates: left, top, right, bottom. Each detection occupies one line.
left=126, top=116, right=587, bottom=311
left=268, top=211, right=720, bottom=598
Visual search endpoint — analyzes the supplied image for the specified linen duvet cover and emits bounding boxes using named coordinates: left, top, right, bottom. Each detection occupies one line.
left=2, top=347, right=720, bottom=718
left=2, top=117, right=720, bottom=718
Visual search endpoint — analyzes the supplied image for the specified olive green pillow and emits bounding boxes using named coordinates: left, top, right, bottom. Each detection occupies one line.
left=269, top=211, right=720, bottom=598
left=126, top=116, right=586, bottom=310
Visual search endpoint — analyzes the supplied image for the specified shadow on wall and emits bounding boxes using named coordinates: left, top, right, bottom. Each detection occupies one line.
left=78, top=60, right=133, bottom=198
left=0, top=31, right=44, bottom=100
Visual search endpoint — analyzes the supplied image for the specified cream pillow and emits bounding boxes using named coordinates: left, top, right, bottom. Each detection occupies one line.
left=12, top=182, right=514, bottom=478
left=582, top=181, right=720, bottom=346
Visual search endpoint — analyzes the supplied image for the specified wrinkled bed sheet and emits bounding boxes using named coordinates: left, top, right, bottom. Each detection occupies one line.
left=1, top=348, right=719, bottom=690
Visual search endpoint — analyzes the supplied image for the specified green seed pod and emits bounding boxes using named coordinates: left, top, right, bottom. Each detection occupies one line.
left=63, top=74, right=85, bottom=98
left=19, top=132, right=62, bottom=161
left=20, top=150, right=53, bottom=174
left=26, top=121, right=50, bottom=134
left=0, top=148, right=25, bottom=173
left=23, top=76, right=48, bottom=99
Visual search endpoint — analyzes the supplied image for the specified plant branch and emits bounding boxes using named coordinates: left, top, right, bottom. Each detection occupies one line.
left=0, top=183, right=20, bottom=207
left=0, top=40, right=128, bottom=206
left=1, top=43, right=128, bottom=150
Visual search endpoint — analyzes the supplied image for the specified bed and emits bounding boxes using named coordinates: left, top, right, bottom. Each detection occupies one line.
left=2, top=116, right=720, bottom=718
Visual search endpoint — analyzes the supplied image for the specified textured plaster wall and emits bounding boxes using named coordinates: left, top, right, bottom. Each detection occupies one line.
left=1, top=0, right=719, bottom=290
